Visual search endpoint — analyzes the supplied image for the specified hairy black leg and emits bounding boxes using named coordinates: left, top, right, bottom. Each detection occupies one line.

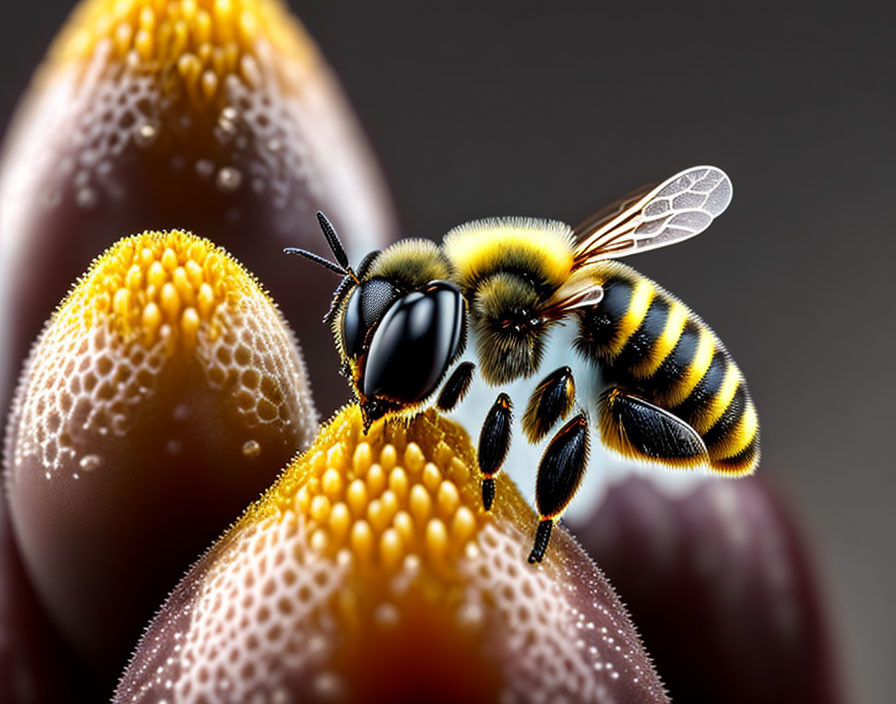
left=437, top=362, right=476, bottom=411
left=529, top=413, right=590, bottom=563
left=528, top=520, right=554, bottom=564
left=478, top=393, right=513, bottom=511
left=522, top=366, right=576, bottom=443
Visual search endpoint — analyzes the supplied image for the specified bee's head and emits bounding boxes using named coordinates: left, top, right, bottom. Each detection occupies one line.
left=287, top=214, right=466, bottom=430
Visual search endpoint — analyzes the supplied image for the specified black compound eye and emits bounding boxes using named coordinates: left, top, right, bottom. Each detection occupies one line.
left=342, top=277, right=402, bottom=358
left=362, top=281, right=465, bottom=405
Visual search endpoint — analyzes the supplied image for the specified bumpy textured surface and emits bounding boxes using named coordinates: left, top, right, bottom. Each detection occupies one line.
left=0, top=0, right=395, bottom=418
left=116, top=406, right=667, bottom=704
left=4, top=230, right=318, bottom=674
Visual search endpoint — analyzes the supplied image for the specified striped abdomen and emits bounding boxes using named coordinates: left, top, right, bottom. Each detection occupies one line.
left=576, top=261, right=759, bottom=475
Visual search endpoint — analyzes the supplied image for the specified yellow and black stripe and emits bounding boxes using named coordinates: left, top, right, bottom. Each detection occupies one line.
left=576, top=261, right=759, bottom=475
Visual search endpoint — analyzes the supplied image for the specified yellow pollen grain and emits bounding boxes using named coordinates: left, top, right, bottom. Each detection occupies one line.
left=437, top=480, right=460, bottom=517
left=353, top=442, right=373, bottom=475
left=113, top=288, right=130, bottom=317
left=326, top=443, right=347, bottom=473
left=126, top=264, right=143, bottom=290
left=425, top=518, right=448, bottom=558
left=404, top=442, right=425, bottom=474
left=197, top=282, right=216, bottom=318
left=379, top=489, right=399, bottom=522
left=160, top=282, right=181, bottom=321
left=310, top=528, right=328, bottom=554
left=350, top=520, right=374, bottom=561
left=379, top=528, right=403, bottom=570
left=422, top=462, right=442, bottom=493
left=142, top=302, right=161, bottom=343
left=380, top=444, right=397, bottom=471
left=346, top=479, right=368, bottom=518
left=180, top=307, right=200, bottom=344
left=161, top=247, right=178, bottom=271
left=309, top=495, right=330, bottom=524
left=452, top=506, right=476, bottom=542
left=147, top=260, right=167, bottom=288
left=295, top=486, right=310, bottom=514
left=328, top=502, right=350, bottom=541
left=392, top=511, right=414, bottom=546
left=173, top=267, right=196, bottom=305
left=366, top=464, right=386, bottom=496
left=409, top=484, right=432, bottom=525
left=367, top=499, right=389, bottom=533
left=388, top=467, right=409, bottom=501
left=321, top=468, right=342, bottom=499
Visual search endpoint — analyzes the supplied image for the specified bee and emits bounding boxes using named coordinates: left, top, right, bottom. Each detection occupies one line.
left=286, top=166, right=759, bottom=563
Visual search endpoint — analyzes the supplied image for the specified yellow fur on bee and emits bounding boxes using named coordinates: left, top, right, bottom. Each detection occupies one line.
left=443, top=217, right=575, bottom=293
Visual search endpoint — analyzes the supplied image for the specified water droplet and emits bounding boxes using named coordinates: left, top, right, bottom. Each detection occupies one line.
left=195, top=159, right=215, bottom=179
left=134, top=122, right=158, bottom=148
left=242, top=439, right=261, bottom=460
left=79, top=454, right=103, bottom=472
left=374, top=602, right=400, bottom=628
left=76, top=187, right=98, bottom=209
left=216, top=167, right=242, bottom=192
left=166, top=439, right=183, bottom=456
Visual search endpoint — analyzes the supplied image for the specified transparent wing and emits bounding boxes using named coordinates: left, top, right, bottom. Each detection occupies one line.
left=574, top=166, right=732, bottom=265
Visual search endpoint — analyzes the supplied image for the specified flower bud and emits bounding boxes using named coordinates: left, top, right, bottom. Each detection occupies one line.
left=5, top=230, right=318, bottom=676
left=116, top=407, right=667, bottom=704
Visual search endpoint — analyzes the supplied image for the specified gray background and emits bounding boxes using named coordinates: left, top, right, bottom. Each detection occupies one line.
left=1, top=1, right=893, bottom=701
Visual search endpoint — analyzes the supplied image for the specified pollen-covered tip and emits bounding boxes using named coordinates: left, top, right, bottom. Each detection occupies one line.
left=4, top=231, right=318, bottom=676
left=0, top=0, right=396, bottom=417
left=115, top=406, right=667, bottom=704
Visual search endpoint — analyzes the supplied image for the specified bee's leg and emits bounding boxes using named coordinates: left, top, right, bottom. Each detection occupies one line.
left=478, top=393, right=513, bottom=511
left=598, top=386, right=709, bottom=468
left=521, top=366, right=576, bottom=443
left=437, top=362, right=476, bottom=412
left=529, top=413, right=590, bottom=564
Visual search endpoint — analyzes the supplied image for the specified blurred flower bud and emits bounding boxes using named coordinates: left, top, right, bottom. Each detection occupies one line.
left=0, top=0, right=397, bottom=416
left=571, top=475, right=846, bottom=703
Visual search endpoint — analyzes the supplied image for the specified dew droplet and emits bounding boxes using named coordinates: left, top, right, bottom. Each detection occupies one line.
left=166, top=439, right=183, bottom=456
left=79, top=454, right=103, bottom=472
left=76, top=187, right=98, bottom=209
left=134, top=122, right=158, bottom=148
left=195, top=159, right=215, bottom=179
left=242, top=440, right=261, bottom=459
left=216, top=166, right=242, bottom=192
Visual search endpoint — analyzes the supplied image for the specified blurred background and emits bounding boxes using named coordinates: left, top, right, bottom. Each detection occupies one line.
left=0, top=1, right=892, bottom=702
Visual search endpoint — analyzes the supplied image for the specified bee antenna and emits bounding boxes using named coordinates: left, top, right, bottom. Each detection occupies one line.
left=282, top=247, right=347, bottom=276
left=316, top=211, right=350, bottom=268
